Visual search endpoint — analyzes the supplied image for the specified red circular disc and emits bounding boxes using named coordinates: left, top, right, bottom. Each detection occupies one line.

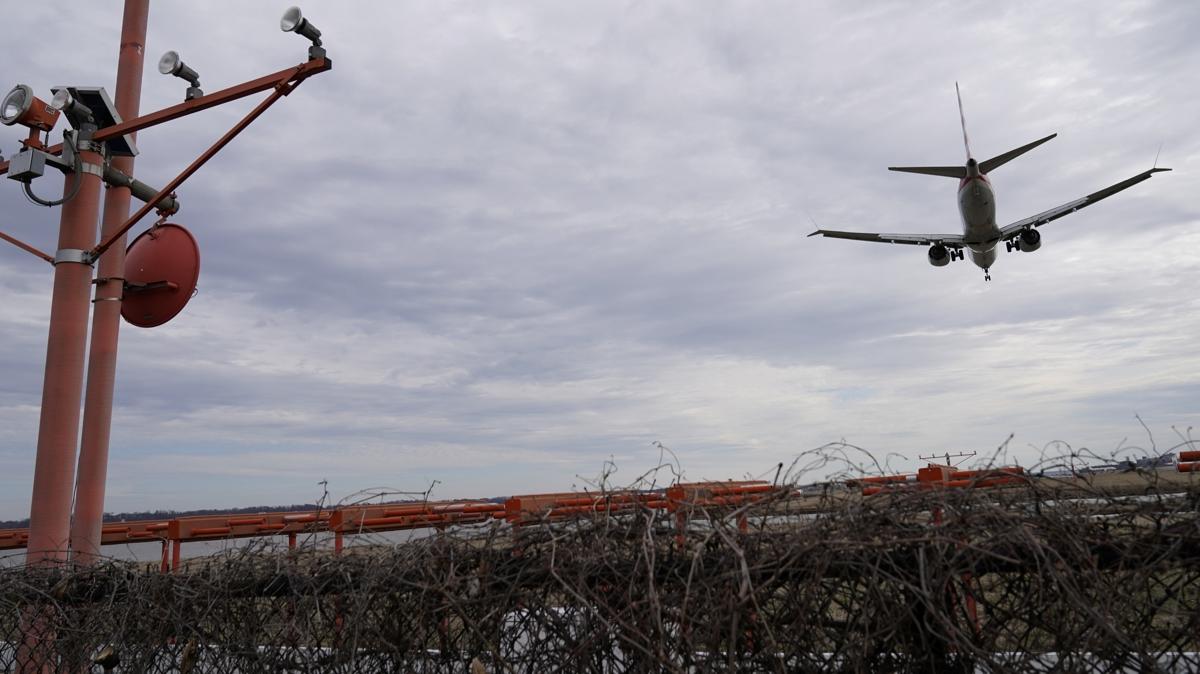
left=121, top=223, right=200, bottom=328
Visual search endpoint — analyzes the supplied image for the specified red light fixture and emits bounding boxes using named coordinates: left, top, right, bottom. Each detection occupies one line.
left=0, top=84, right=60, bottom=132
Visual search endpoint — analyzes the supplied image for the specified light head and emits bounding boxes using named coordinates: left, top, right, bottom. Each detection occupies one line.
left=280, top=7, right=325, bottom=58
left=50, top=88, right=94, bottom=128
left=1, top=84, right=61, bottom=132
left=158, top=51, right=203, bottom=100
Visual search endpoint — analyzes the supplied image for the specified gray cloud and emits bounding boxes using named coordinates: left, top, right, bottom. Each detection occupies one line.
left=1, top=1, right=1197, bottom=517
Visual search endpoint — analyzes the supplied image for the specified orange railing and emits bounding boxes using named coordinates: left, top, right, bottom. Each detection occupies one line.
left=5, top=460, right=1184, bottom=568
left=0, top=480, right=780, bottom=567
left=1178, top=450, right=1200, bottom=473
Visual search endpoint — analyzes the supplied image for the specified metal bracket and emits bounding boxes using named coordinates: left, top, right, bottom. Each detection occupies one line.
left=54, top=248, right=95, bottom=266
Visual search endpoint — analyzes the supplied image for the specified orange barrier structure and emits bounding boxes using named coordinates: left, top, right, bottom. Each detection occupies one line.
left=5, top=460, right=1190, bottom=568
left=666, top=480, right=777, bottom=508
left=666, top=481, right=780, bottom=538
left=1178, top=450, right=1200, bottom=472
left=504, top=491, right=667, bottom=525
left=165, top=511, right=330, bottom=569
left=0, top=481, right=785, bottom=563
left=329, top=501, right=505, bottom=553
left=0, top=529, right=29, bottom=552
left=860, top=465, right=1027, bottom=496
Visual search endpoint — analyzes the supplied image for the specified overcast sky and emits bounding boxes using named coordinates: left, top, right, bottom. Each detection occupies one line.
left=1, top=1, right=1197, bottom=519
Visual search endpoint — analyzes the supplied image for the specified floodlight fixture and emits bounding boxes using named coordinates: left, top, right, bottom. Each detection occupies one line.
left=157, top=50, right=203, bottom=100
left=280, top=7, right=325, bottom=58
left=50, top=88, right=95, bottom=127
left=1, top=84, right=61, bottom=132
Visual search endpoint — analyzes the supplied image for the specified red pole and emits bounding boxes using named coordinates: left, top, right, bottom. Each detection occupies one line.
left=24, top=150, right=104, bottom=565
left=71, top=0, right=150, bottom=565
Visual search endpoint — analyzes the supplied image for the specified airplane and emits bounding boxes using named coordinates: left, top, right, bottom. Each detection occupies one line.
left=808, top=84, right=1170, bottom=281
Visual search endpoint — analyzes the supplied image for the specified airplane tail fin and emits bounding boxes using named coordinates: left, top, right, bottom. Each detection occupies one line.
left=887, top=85, right=1056, bottom=180
left=978, top=133, right=1057, bottom=174
left=886, top=83, right=972, bottom=179
left=956, top=82, right=972, bottom=161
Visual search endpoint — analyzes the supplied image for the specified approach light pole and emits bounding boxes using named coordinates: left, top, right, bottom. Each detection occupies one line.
left=70, top=0, right=150, bottom=564
left=23, top=91, right=106, bottom=565
left=0, top=4, right=332, bottom=567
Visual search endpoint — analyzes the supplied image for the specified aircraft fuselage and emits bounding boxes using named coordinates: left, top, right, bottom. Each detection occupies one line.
left=957, top=158, right=1001, bottom=270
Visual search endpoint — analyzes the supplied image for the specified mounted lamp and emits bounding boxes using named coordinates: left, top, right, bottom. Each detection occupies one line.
left=280, top=7, right=325, bottom=59
left=158, top=51, right=203, bottom=101
left=1, top=84, right=60, bottom=132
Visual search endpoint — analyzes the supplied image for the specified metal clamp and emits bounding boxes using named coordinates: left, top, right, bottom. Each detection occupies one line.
left=54, top=248, right=95, bottom=266
left=79, top=162, right=105, bottom=178
left=73, top=137, right=103, bottom=154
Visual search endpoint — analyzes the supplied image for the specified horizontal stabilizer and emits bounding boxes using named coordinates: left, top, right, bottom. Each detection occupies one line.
left=887, top=165, right=968, bottom=179
left=979, top=133, right=1057, bottom=174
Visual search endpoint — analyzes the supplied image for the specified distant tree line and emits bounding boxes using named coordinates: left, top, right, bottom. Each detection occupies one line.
left=0, top=504, right=320, bottom=530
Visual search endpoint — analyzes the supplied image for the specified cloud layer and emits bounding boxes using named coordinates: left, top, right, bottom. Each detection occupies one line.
left=1, top=1, right=1197, bottom=518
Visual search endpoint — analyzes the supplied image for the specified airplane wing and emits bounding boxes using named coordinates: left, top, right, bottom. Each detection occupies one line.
left=807, top=229, right=965, bottom=248
left=998, top=167, right=1171, bottom=241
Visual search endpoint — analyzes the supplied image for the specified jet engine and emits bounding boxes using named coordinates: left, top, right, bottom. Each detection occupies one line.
left=1018, top=228, right=1041, bottom=252
left=928, top=244, right=950, bottom=267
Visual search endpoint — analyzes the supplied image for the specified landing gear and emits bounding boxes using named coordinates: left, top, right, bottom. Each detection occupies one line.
left=984, top=268, right=991, bottom=281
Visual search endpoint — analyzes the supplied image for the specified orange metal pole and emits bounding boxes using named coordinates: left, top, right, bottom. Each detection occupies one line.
left=71, top=0, right=149, bottom=565
left=160, top=539, right=169, bottom=573
left=171, top=539, right=181, bottom=571
left=24, top=149, right=104, bottom=565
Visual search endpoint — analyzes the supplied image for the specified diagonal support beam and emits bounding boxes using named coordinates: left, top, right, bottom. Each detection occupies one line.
left=0, top=230, right=55, bottom=264
left=91, top=71, right=311, bottom=259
